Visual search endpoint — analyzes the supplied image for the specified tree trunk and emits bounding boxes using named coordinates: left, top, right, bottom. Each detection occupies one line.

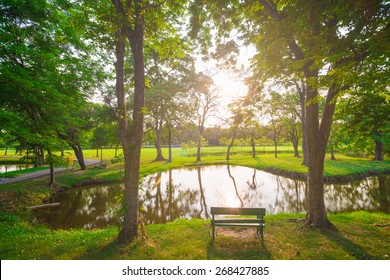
left=34, top=145, right=39, bottom=167
left=273, top=135, right=278, bottom=158
left=40, top=147, right=45, bottom=166
left=196, top=127, right=204, bottom=162
left=70, top=143, right=86, bottom=170
left=114, top=29, right=138, bottom=243
left=251, top=135, right=256, bottom=158
left=292, top=137, right=299, bottom=157
left=226, top=129, right=236, bottom=160
left=330, top=149, right=336, bottom=160
left=299, top=85, right=308, bottom=166
left=330, top=144, right=336, bottom=160
left=48, top=150, right=55, bottom=187
left=291, top=127, right=300, bottom=157
left=168, top=124, right=172, bottom=162
left=4, top=144, right=7, bottom=156
left=374, top=131, right=383, bottom=161
left=304, top=81, right=333, bottom=229
left=100, top=146, right=103, bottom=165
left=114, top=2, right=146, bottom=241
left=305, top=149, right=330, bottom=227
left=196, top=137, right=202, bottom=162
left=115, top=143, right=119, bottom=157
left=154, top=120, right=166, bottom=161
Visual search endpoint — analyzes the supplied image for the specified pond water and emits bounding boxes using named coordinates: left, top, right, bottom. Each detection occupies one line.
left=34, top=165, right=390, bottom=229
left=0, top=164, right=32, bottom=173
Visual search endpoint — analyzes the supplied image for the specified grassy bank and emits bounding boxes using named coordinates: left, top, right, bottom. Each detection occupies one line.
left=0, top=211, right=389, bottom=260
left=2, top=146, right=389, bottom=183
left=63, top=146, right=390, bottom=184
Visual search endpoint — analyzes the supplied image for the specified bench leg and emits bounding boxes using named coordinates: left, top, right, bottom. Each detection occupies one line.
left=256, top=226, right=264, bottom=241
left=260, top=226, right=264, bottom=241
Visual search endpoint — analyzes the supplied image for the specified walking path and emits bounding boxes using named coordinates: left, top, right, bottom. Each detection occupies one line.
left=0, top=159, right=100, bottom=185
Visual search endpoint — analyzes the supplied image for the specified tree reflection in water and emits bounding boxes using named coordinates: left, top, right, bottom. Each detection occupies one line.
left=36, top=166, right=389, bottom=229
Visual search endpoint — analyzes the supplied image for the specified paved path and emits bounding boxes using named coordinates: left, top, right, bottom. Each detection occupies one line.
left=0, top=159, right=101, bottom=185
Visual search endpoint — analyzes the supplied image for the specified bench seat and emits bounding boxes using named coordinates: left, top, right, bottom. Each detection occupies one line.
left=211, top=207, right=266, bottom=242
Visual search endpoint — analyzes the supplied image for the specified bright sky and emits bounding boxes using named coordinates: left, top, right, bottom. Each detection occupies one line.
left=195, top=45, right=256, bottom=126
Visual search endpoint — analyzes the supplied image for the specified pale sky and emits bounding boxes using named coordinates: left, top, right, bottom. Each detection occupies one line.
left=195, top=44, right=256, bottom=126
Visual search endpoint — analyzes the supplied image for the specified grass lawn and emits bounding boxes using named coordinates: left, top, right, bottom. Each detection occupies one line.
left=0, top=211, right=388, bottom=260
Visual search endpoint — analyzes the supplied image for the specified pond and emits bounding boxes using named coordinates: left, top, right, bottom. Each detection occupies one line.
left=0, top=163, right=32, bottom=173
left=34, top=165, right=390, bottom=229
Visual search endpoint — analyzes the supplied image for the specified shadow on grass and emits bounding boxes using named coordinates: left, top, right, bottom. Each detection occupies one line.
left=322, top=228, right=375, bottom=260
left=78, top=238, right=129, bottom=260
left=207, top=238, right=272, bottom=260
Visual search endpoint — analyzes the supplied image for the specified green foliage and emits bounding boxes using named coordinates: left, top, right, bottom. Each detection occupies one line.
left=111, top=154, right=124, bottom=164
left=335, top=88, right=390, bottom=158
left=46, top=153, right=71, bottom=168
left=0, top=0, right=104, bottom=177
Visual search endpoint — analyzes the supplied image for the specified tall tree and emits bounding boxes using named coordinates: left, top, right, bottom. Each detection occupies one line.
left=255, top=0, right=389, bottom=228
left=336, top=89, right=390, bottom=160
left=110, top=0, right=189, bottom=243
left=144, top=43, right=196, bottom=162
left=191, top=73, right=219, bottom=162
left=190, top=0, right=389, bottom=228
left=1, top=0, right=97, bottom=177
left=263, top=92, right=285, bottom=158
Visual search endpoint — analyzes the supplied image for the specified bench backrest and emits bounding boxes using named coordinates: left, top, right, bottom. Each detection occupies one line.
left=211, top=207, right=265, bottom=216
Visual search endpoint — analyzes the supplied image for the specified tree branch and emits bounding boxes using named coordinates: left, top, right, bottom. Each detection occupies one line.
left=111, top=0, right=135, bottom=45
left=144, top=0, right=167, bottom=10
left=258, top=0, right=282, bottom=20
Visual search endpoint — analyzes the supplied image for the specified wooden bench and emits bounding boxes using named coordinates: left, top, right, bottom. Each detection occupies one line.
left=211, top=207, right=266, bottom=242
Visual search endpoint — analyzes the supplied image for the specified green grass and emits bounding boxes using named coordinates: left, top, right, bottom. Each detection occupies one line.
left=0, top=212, right=388, bottom=260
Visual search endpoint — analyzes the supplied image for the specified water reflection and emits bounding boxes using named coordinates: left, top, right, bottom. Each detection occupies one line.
left=0, top=164, right=32, bottom=173
left=36, top=165, right=389, bottom=229
left=37, top=185, right=123, bottom=229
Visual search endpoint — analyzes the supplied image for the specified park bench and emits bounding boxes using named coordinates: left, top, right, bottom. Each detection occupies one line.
left=211, top=207, right=265, bottom=242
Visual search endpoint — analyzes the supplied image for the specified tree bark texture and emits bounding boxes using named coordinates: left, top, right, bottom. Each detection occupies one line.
left=291, top=127, right=300, bottom=157
left=114, top=29, right=139, bottom=244
left=197, top=126, right=204, bottom=162
left=168, top=124, right=172, bottom=162
left=154, top=119, right=166, bottom=161
left=70, top=143, right=86, bottom=170
left=300, top=97, right=308, bottom=165
left=251, top=135, right=256, bottom=158
left=374, top=131, right=383, bottom=161
left=112, top=0, right=146, bottom=243
left=259, top=0, right=335, bottom=228
left=226, top=129, right=236, bottom=160
left=304, top=81, right=333, bottom=228
left=48, top=149, right=55, bottom=187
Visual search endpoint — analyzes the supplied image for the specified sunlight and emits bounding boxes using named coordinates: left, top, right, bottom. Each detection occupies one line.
left=213, top=71, right=247, bottom=100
